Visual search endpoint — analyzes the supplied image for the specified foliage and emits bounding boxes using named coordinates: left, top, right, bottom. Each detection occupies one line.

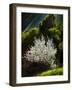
left=39, top=14, right=63, bottom=65
left=36, top=67, right=63, bottom=76
left=39, top=15, right=55, bottom=32
left=24, top=36, right=57, bottom=69
left=22, top=27, right=39, bottom=43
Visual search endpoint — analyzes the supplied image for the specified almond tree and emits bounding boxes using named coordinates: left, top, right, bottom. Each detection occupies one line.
left=24, top=36, right=57, bottom=69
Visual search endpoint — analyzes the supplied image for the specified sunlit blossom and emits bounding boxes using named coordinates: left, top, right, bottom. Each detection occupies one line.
left=24, top=36, right=57, bottom=68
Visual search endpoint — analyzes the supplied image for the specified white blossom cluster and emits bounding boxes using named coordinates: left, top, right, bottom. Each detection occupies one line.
left=24, top=36, right=57, bottom=68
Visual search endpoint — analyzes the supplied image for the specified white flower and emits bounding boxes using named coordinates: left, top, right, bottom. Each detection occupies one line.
left=24, top=36, right=57, bottom=68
